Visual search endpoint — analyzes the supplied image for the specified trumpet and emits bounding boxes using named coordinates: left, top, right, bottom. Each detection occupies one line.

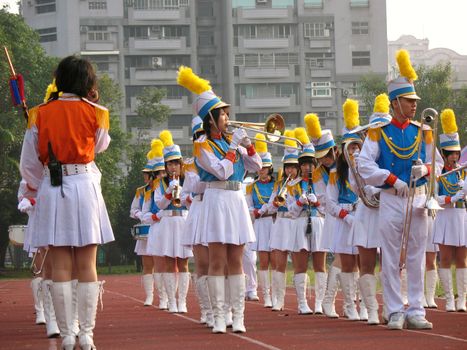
left=274, top=175, right=291, bottom=207
left=171, top=175, right=182, bottom=208
left=227, top=114, right=303, bottom=150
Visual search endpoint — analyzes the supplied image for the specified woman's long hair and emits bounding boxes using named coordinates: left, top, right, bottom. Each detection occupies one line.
left=53, top=55, right=97, bottom=99
left=336, top=144, right=349, bottom=191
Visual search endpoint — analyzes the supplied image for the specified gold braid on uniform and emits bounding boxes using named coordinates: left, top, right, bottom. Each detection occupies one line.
left=253, top=183, right=269, bottom=205
left=381, top=128, right=421, bottom=159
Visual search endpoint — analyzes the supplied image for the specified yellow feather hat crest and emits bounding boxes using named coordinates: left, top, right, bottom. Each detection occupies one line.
left=304, top=113, right=322, bottom=140
left=294, top=127, right=310, bottom=145
left=159, top=130, right=174, bottom=147
left=177, top=66, right=212, bottom=95
left=373, top=94, right=390, bottom=114
left=440, top=109, right=458, bottom=134
left=342, top=99, right=360, bottom=130
left=254, top=133, right=268, bottom=153
left=284, top=129, right=297, bottom=148
left=151, top=139, right=164, bottom=158
left=396, top=49, right=418, bottom=82
left=43, top=79, right=59, bottom=103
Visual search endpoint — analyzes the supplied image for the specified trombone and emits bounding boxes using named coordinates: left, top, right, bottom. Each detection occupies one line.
left=274, top=175, right=291, bottom=207
left=227, top=114, right=303, bottom=150
left=438, top=163, right=467, bottom=178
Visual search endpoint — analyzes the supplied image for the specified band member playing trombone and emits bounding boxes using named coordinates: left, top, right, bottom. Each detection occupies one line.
left=433, top=109, right=466, bottom=312
left=358, top=50, right=442, bottom=330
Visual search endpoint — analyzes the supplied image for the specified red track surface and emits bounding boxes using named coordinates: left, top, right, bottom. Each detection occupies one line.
left=1, top=275, right=466, bottom=350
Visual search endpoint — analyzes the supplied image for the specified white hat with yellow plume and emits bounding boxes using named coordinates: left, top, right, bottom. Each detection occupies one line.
left=439, top=109, right=461, bottom=151
left=159, top=130, right=182, bottom=162
left=255, top=133, right=272, bottom=167
left=305, top=113, right=335, bottom=159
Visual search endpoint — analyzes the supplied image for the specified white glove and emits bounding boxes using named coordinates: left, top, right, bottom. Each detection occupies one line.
left=363, top=185, right=380, bottom=197
left=393, top=179, right=409, bottom=198
left=458, top=179, right=465, bottom=188
left=298, top=193, right=308, bottom=205
left=343, top=214, right=354, bottom=226
left=411, top=164, right=429, bottom=181
left=18, top=198, right=33, bottom=213
left=258, top=204, right=268, bottom=215
left=230, top=128, right=248, bottom=150
left=352, top=151, right=360, bottom=159
left=306, top=193, right=317, bottom=204
left=166, top=178, right=179, bottom=194
left=451, top=190, right=465, bottom=203
left=135, top=211, right=143, bottom=221
left=241, top=134, right=252, bottom=147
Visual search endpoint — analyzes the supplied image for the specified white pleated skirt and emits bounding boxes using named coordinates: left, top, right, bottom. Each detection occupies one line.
left=433, top=208, right=466, bottom=247
left=320, top=213, right=336, bottom=250
left=199, top=188, right=256, bottom=245
left=134, top=239, right=149, bottom=256
left=250, top=216, right=273, bottom=252
left=331, top=212, right=358, bottom=255
left=23, top=209, right=38, bottom=254
left=348, top=203, right=381, bottom=249
left=182, top=197, right=206, bottom=247
left=147, top=214, right=193, bottom=258
left=32, top=165, right=114, bottom=248
left=425, top=216, right=438, bottom=252
left=269, top=216, right=298, bottom=252
left=298, top=216, right=326, bottom=252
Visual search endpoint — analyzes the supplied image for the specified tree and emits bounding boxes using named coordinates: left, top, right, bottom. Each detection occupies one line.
left=135, top=86, right=171, bottom=127
left=452, top=85, right=467, bottom=145
left=357, top=73, right=387, bottom=118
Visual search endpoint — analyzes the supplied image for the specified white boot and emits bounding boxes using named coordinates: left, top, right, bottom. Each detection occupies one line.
left=71, top=279, right=80, bottom=337
left=293, top=273, right=313, bottom=314
left=207, top=276, right=226, bottom=333
left=43, top=279, right=61, bottom=338
left=77, top=281, right=102, bottom=350
left=272, top=271, right=286, bottom=311
left=31, top=277, right=45, bottom=325
left=439, top=268, right=456, bottom=312
left=322, top=266, right=340, bottom=318
left=258, top=270, right=272, bottom=308
left=400, top=268, right=408, bottom=305
left=338, top=272, right=360, bottom=321
left=425, top=269, right=438, bottom=308
left=314, top=272, right=327, bottom=314
left=359, top=274, right=380, bottom=325
left=177, top=272, right=190, bottom=313
left=456, top=268, right=466, bottom=312
left=271, top=270, right=278, bottom=308
left=354, top=272, right=368, bottom=321
left=50, top=281, right=75, bottom=350
left=195, top=275, right=213, bottom=326
left=142, top=274, right=154, bottom=306
left=224, top=276, right=233, bottom=327
left=163, top=273, right=178, bottom=313
left=153, top=273, right=168, bottom=310
left=229, top=274, right=247, bottom=333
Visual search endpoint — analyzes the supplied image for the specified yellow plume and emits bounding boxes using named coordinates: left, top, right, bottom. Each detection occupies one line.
left=440, top=109, right=458, bottom=134
left=254, top=133, right=268, bottom=153
left=284, top=129, right=297, bottom=148
left=343, top=99, right=360, bottom=130
left=146, top=150, right=153, bottom=161
left=396, top=49, right=418, bottom=82
left=159, top=130, right=174, bottom=147
left=304, top=113, right=322, bottom=139
left=43, top=79, right=58, bottom=103
left=151, top=139, right=164, bottom=158
left=177, top=66, right=212, bottom=95
left=373, top=94, right=390, bottom=114
left=294, top=127, right=310, bottom=145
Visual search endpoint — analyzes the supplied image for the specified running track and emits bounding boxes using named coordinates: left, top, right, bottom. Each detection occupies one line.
left=0, top=275, right=466, bottom=350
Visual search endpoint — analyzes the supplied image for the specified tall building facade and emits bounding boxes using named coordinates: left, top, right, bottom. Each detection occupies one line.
left=21, top=0, right=388, bottom=157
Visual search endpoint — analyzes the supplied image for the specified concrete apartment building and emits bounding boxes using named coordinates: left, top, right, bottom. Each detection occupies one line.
left=21, top=0, right=388, bottom=157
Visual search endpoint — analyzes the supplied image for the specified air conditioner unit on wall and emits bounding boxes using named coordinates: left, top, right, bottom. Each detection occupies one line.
left=257, top=0, right=267, bottom=3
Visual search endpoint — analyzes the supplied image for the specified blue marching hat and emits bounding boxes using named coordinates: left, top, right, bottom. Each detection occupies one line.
left=388, top=49, right=420, bottom=101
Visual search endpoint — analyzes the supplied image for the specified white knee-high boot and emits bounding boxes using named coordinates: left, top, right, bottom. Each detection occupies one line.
left=272, top=271, right=286, bottom=311
left=77, top=281, right=102, bottom=350
left=31, top=277, right=45, bottom=325
left=195, top=275, right=213, bottom=326
left=207, top=276, right=226, bottom=334
left=258, top=270, right=272, bottom=308
left=224, top=276, right=233, bottom=327
left=322, top=266, right=340, bottom=318
left=142, top=274, right=154, bottom=306
left=293, top=273, right=313, bottom=314
left=439, top=268, right=456, bottom=311
left=71, top=279, right=80, bottom=337
left=338, top=272, right=360, bottom=321
left=51, top=281, right=75, bottom=350
left=229, top=274, right=247, bottom=333
left=425, top=269, right=438, bottom=308
left=163, top=273, right=178, bottom=313
left=271, top=270, right=278, bottom=307
left=355, top=272, right=368, bottom=321
left=314, top=272, right=327, bottom=314
left=177, top=272, right=190, bottom=313
left=153, top=273, right=168, bottom=310
left=358, top=274, right=380, bottom=325
left=43, top=279, right=61, bottom=338
left=456, top=268, right=466, bottom=312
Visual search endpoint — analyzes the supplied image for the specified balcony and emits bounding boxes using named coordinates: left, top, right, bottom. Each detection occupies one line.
left=238, top=7, right=291, bottom=20
left=130, top=96, right=188, bottom=113
left=241, top=95, right=294, bottom=109
left=242, top=66, right=292, bottom=79
left=128, top=7, right=188, bottom=22
left=309, top=39, right=331, bottom=49
left=128, top=37, right=186, bottom=51
left=239, top=36, right=293, bottom=50
left=129, top=67, right=177, bottom=84
left=84, top=41, right=116, bottom=51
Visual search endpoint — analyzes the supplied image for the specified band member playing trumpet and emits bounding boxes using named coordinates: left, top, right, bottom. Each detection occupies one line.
left=433, top=109, right=466, bottom=312
left=178, top=66, right=261, bottom=333
left=358, top=50, right=442, bottom=330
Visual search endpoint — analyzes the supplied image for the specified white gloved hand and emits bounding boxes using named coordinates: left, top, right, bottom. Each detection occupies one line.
left=258, top=204, right=268, bottom=215
left=241, top=134, right=252, bottom=147
left=18, top=198, right=33, bottom=213
left=411, top=164, right=429, bottom=181
left=451, top=190, right=465, bottom=203
left=393, top=179, right=409, bottom=198
left=306, top=193, right=318, bottom=204
left=457, top=179, right=465, bottom=188
left=135, top=211, right=143, bottom=221
left=166, top=178, right=179, bottom=194
left=352, top=151, right=360, bottom=159
left=298, top=193, right=308, bottom=205
left=230, top=128, right=248, bottom=150
left=363, top=185, right=380, bottom=197
left=343, top=214, right=354, bottom=226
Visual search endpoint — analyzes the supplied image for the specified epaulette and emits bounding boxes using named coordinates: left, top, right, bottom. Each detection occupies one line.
left=312, top=166, right=323, bottom=183
left=409, top=120, right=433, bottom=143
left=329, top=169, right=337, bottom=185
left=81, top=98, right=110, bottom=130
left=183, top=157, right=197, bottom=174
left=27, top=106, right=40, bottom=129
left=246, top=183, right=253, bottom=195
left=193, top=135, right=211, bottom=158
left=369, top=120, right=391, bottom=129
left=368, top=127, right=382, bottom=142
left=410, top=120, right=432, bottom=131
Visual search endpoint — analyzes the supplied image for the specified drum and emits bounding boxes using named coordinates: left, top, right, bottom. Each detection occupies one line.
left=131, top=224, right=150, bottom=240
left=8, top=225, right=26, bottom=246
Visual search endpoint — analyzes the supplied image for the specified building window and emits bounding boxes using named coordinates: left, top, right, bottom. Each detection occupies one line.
left=352, top=21, right=368, bottom=35
left=304, top=0, right=323, bottom=8
left=37, top=27, right=57, bottom=42
left=304, top=23, right=328, bottom=38
left=352, top=51, right=370, bottom=66
left=234, top=53, right=298, bottom=67
left=35, top=0, right=55, bottom=14
left=89, top=1, right=107, bottom=10
left=310, top=82, right=331, bottom=98
left=305, top=52, right=334, bottom=68
left=199, top=32, right=214, bottom=47
left=87, top=26, right=110, bottom=41
left=133, top=0, right=187, bottom=9
left=350, top=0, right=369, bottom=7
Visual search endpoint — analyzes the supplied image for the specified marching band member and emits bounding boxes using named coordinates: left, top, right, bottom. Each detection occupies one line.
left=20, top=56, right=114, bottom=349
left=146, top=131, right=193, bottom=314
left=306, top=115, right=341, bottom=318
left=178, top=66, right=261, bottom=333
left=433, top=109, right=466, bottom=312
left=349, top=94, right=393, bottom=325
left=268, top=130, right=301, bottom=312
left=182, top=116, right=213, bottom=326
left=326, top=99, right=361, bottom=321
left=246, top=134, right=275, bottom=308
left=358, top=50, right=442, bottom=330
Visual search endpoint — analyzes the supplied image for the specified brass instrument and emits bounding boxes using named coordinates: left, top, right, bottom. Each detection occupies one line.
left=171, top=175, right=182, bottom=208
left=400, top=108, right=443, bottom=269
left=438, top=163, right=467, bottom=178
left=274, top=175, right=291, bottom=207
left=30, top=247, right=49, bottom=276
left=227, top=114, right=303, bottom=150
left=343, top=139, right=379, bottom=209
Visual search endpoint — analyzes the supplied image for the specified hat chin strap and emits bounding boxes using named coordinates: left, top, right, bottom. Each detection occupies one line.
left=395, top=97, right=410, bottom=121
left=208, top=110, right=223, bottom=136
